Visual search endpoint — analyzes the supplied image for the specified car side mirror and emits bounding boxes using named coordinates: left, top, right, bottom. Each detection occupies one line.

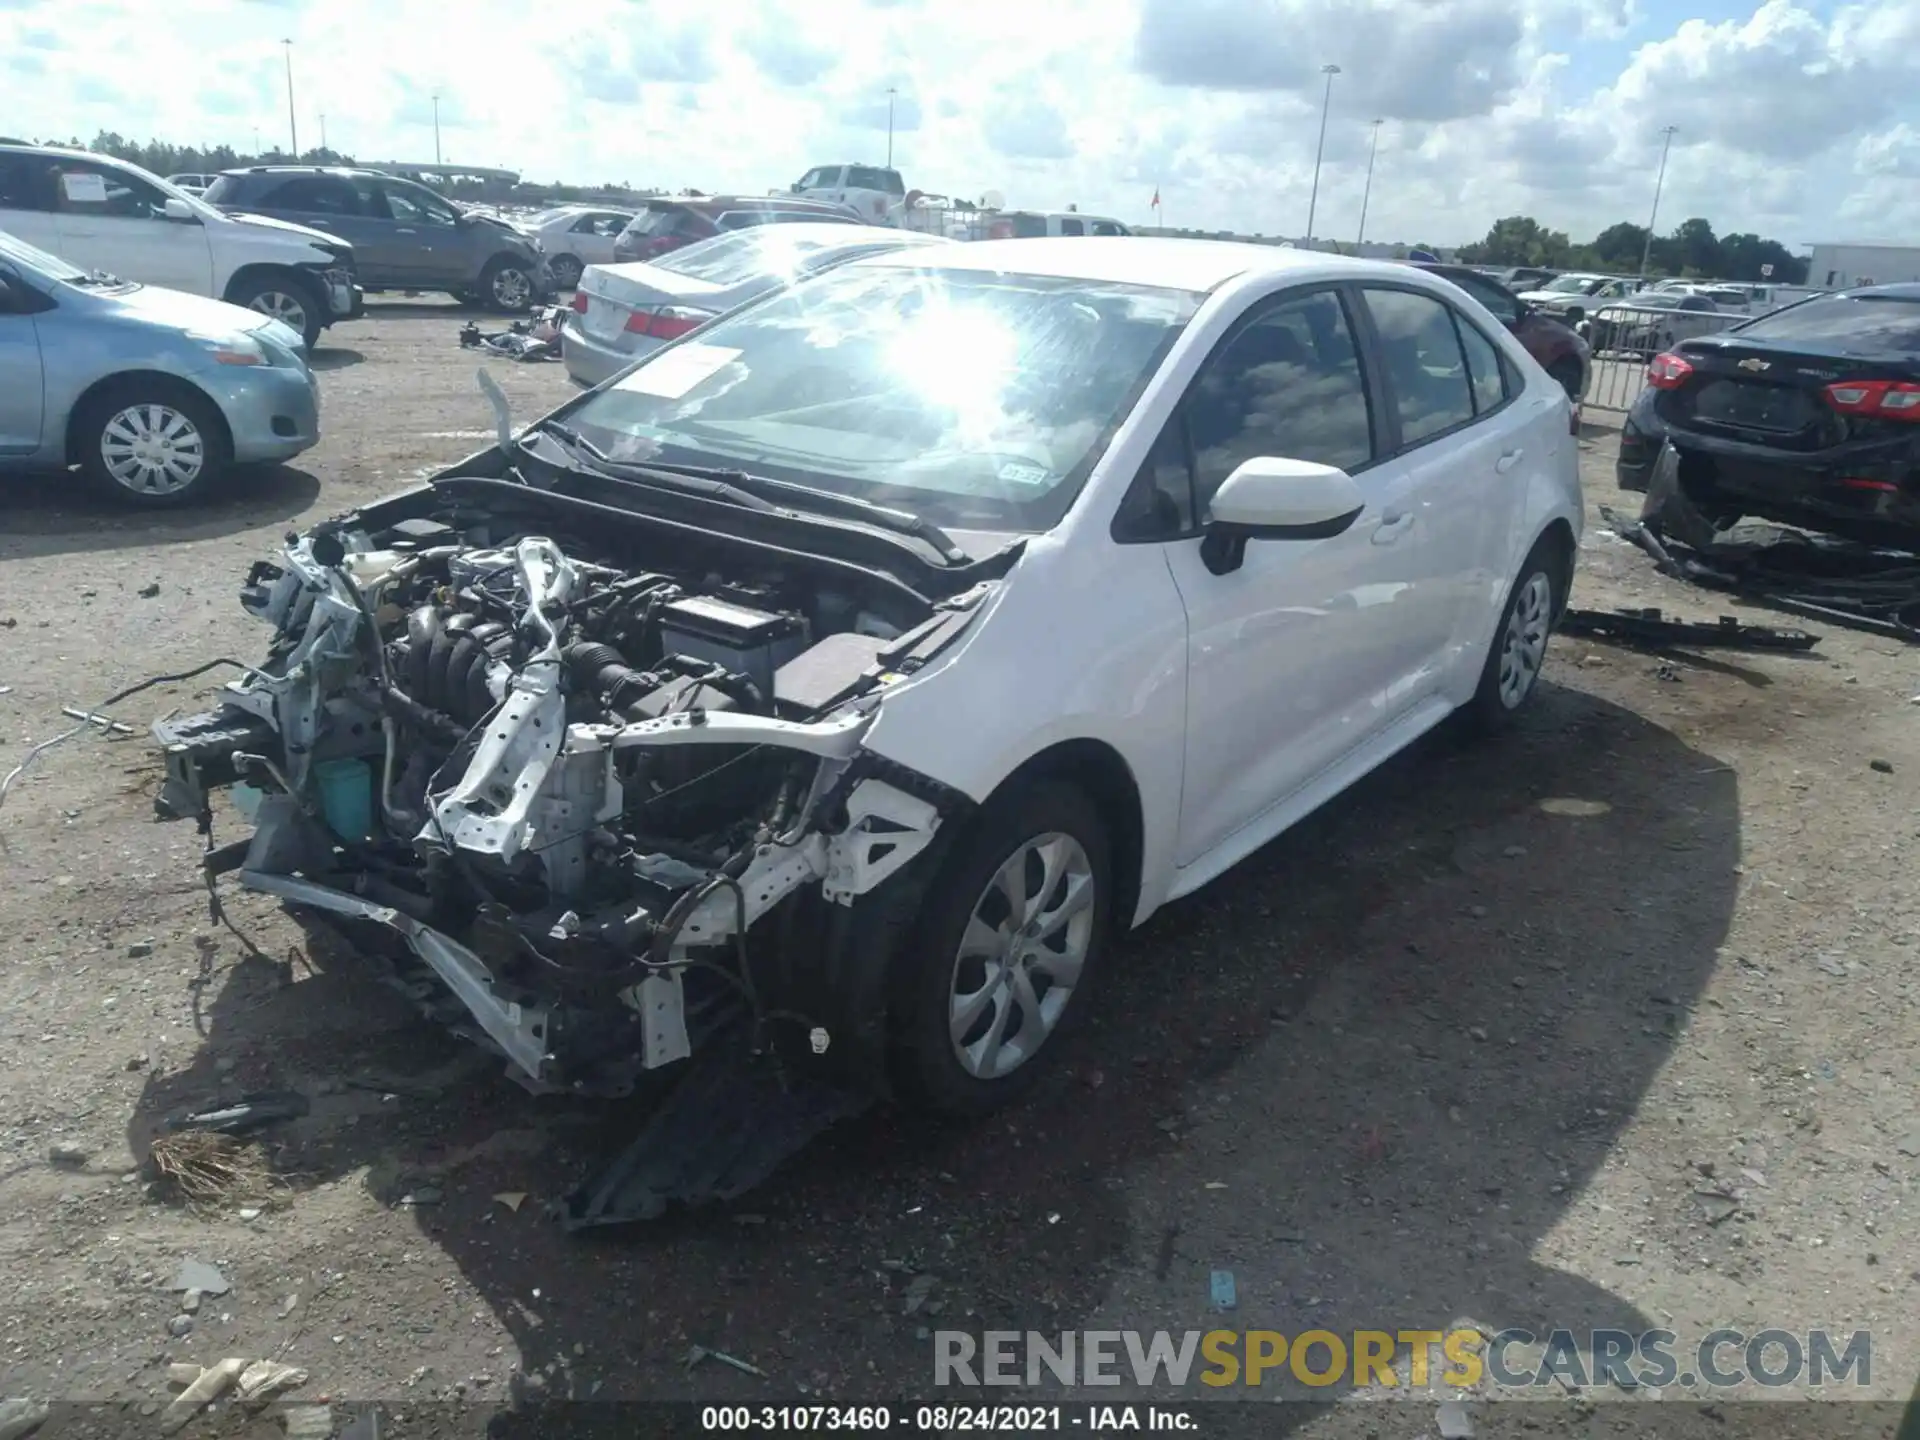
left=1200, top=457, right=1366, bottom=575
left=163, top=198, right=199, bottom=223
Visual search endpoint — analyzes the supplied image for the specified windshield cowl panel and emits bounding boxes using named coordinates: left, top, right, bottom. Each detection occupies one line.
left=563, top=265, right=1200, bottom=535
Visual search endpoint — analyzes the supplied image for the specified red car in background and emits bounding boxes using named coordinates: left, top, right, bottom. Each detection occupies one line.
left=610, top=195, right=866, bottom=266
left=1411, top=262, right=1591, bottom=403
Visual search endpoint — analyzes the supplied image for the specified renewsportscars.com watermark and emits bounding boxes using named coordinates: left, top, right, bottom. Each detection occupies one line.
left=934, top=1328, right=1873, bottom=1390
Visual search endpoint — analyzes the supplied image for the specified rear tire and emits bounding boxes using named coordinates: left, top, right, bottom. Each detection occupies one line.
left=893, top=780, right=1113, bottom=1118
left=548, top=253, right=583, bottom=289
left=1462, top=536, right=1564, bottom=734
left=74, top=381, right=230, bottom=508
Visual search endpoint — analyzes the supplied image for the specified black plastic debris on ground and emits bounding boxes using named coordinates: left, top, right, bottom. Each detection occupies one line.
left=561, top=1024, right=872, bottom=1230
left=1605, top=441, right=1920, bottom=643
left=165, top=1090, right=310, bottom=1135
left=1560, top=607, right=1820, bottom=652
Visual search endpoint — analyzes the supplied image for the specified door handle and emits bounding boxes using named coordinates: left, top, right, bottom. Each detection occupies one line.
left=395, top=227, right=417, bottom=234
left=1496, top=447, right=1525, bottom=474
left=1371, top=511, right=1414, bottom=545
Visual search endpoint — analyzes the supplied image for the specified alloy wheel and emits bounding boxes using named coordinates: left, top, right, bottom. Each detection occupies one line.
left=100, top=404, right=207, bottom=496
left=492, top=266, right=533, bottom=309
left=947, top=832, right=1096, bottom=1080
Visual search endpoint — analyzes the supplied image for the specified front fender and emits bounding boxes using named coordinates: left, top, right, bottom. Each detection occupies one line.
left=858, top=535, right=1190, bottom=924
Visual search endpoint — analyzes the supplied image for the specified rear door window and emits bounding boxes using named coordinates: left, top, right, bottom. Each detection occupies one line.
left=0, top=153, right=55, bottom=212
left=1361, top=287, right=1477, bottom=446
left=1452, top=312, right=1509, bottom=415
left=1092, top=220, right=1126, bottom=236
left=1011, top=214, right=1048, bottom=238
left=259, top=175, right=363, bottom=215
left=1058, top=217, right=1084, bottom=236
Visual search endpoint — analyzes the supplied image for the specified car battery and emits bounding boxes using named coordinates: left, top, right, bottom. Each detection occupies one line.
left=657, top=594, right=809, bottom=698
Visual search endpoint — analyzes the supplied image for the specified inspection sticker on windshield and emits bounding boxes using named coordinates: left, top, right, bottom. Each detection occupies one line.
left=613, top=343, right=741, bottom=400
left=60, top=172, right=108, bottom=204
left=997, top=461, right=1052, bottom=488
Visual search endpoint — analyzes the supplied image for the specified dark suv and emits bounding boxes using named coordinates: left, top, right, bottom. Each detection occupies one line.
left=1413, top=262, right=1591, bottom=401
left=203, top=167, right=549, bottom=311
left=611, top=195, right=864, bottom=265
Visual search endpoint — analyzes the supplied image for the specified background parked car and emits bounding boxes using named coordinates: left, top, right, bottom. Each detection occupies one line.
left=610, top=195, right=865, bottom=265
left=984, top=210, right=1132, bottom=238
left=1587, top=291, right=1728, bottom=358
left=1514, top=272, right=1644, bottom=329
left=0, top=228, right=319, bottom=506
left=790, top=163, right=907, bottom=224
left=0, top=141, right=360, bottom=349
left=1616, top=284, right=1920, bottom=549
left=1412, top=261, right=1590, bottom=402
left=562, top=223, right=952, bottom=386
left=511, top=205, right=633, bottom=289
left=202, top=166, right=549, bottom=312
left=165, top=173, right=217, bottom=197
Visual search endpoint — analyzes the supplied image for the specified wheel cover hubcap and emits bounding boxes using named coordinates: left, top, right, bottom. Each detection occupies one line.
left=249, top=290, right=306, bottom=330
left=493, top=268, right=532, bottom=306
left=101, top=404, right=205, bottom=495
left=947, top=831, right=1095, bottom=1080
left=1498, top=571, right=1553, bottom=708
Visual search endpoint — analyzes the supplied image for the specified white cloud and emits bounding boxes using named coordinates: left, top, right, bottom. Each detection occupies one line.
left=1, top=0, right=1917, bottom=245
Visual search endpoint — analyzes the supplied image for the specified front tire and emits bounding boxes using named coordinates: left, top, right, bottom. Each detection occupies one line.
left=480, top=256, right=536, bottom=313
left=548, top=253, right=583, bottom=289
left=894, top=780, right=1112, bottom=1117
left=75, top=382, right=230, bottom=508
left=1463, top=537, right=1563, bottom=733
left=227, top=273, right=324, bottom=350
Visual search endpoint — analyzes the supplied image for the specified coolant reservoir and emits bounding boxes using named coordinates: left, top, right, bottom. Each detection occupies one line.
left=342, top=549, right=410, bottom=590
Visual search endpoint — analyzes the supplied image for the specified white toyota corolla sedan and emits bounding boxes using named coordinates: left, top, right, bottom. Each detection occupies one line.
left=156, top=238, right=1582, bottom=1120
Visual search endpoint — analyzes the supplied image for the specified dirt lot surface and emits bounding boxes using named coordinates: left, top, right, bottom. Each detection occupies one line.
left=2, top=303, right=1917, bottom=1437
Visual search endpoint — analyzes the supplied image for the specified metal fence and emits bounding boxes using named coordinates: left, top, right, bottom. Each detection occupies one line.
left=1582, top=311, right=1747, bottom=413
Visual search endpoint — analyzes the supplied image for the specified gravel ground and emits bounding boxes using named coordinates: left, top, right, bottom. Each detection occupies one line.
left=1, top=302, right=1916, bottom=1436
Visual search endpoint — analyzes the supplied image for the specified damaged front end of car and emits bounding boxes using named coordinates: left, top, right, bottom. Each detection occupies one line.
left=154, top=473, right=1007, bottom=1109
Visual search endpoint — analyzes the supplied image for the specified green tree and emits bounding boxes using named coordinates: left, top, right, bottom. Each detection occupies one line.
left=1590, top=221, right=1649, bottom=271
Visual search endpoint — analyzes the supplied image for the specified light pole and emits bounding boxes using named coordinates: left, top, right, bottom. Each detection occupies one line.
left=432, top=93, right=443, bottom=167
left=886, top=87, right=897, bottom=169
left=281, top=40, right=298, bottom=158
left=1304, top=63, right=1340, bottom=246
left=1639, top=124, right=1678, bottom=278
left=319, top=113, right=327, bottom=153
left=1356, top=118, right=1383, bottom=247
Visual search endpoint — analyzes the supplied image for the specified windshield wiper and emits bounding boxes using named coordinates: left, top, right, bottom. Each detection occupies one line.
left=527, top=423, right=782, bottom=513
left=634, top=458, right=969, bottom=563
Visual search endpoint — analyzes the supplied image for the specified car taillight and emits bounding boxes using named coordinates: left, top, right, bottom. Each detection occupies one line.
left=1646, top=351, right=1693, bottom=389
left=571, top=291, right=588, bottom=313
left=1823, top=379, right=1920, bottom=421
left=988, top=220, right=1013, bottom=240
left=623, top=306, right=712, bottom=339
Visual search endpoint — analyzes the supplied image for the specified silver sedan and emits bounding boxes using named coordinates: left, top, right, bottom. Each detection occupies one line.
left=562, top=224, right=953, bottom=388
left=0, top=229, right=319, bottom=506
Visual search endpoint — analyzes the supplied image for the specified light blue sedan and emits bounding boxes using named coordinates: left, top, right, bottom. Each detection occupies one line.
left=0, top=228, right=320, bottom=506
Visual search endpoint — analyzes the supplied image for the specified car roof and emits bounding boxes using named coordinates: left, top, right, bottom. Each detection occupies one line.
left=1847, top=283, right=1920, bottom=300
left=852, top=236, right=1440, bottom=293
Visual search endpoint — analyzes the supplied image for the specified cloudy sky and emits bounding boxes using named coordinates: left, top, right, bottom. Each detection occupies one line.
left=4, top=0, right=1917, bottom=248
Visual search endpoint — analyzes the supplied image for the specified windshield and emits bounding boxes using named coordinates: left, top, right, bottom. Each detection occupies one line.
left=0, top=228, right=88, bottom=281
left=564, top=263, right=1200, bottom=533
left=1619, top=294, right=1683, bottom=310
left=1542, top=275, right=1605, bottom=294
left=1733, top=294, right=1920, bottom=351
left=656, top=228, right=847, bottom=284
left=796, top=167, right=839, bottom=189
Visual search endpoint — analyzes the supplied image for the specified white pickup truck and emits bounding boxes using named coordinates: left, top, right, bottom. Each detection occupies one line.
left=0, top=140, right=362, bottom=348
left=789, top=163, right=906, bottom=225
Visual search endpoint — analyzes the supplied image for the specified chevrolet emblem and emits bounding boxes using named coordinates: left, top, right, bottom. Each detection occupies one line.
left=1737, top=358, right=1771, bottom=372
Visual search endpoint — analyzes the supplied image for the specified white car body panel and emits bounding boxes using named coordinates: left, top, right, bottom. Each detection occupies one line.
left=0, top=149, right=351, bottom=311
left=846, top=238, right=1582, bottom=924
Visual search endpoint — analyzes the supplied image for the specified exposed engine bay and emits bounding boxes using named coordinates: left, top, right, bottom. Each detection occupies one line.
left=155, top=476, right=1007, bottom=1102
